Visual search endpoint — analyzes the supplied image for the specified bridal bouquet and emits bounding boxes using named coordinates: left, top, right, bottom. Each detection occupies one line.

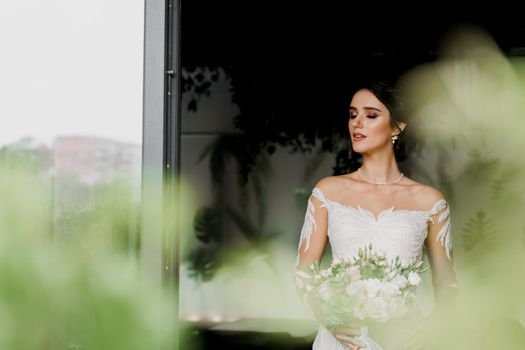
left=295, top=244, right=428, bottom=328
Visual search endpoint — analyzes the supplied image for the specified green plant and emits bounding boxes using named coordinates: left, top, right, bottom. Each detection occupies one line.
left=462, top=210, right=498, bottom=252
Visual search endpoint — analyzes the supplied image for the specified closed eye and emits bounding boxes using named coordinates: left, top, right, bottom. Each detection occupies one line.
left=349, top=114, right=378, bottom=119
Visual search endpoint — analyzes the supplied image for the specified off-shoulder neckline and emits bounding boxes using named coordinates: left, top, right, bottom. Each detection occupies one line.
left=311, top=186, right=447, bottom=222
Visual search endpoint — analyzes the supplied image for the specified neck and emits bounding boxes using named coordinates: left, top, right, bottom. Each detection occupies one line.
left=359, top=152, right=401, bottom=184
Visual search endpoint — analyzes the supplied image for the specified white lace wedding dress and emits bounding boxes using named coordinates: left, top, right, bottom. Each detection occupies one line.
left=294, top=186, right=453, bottom=350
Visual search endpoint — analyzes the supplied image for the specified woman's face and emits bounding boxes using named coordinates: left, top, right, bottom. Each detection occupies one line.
left=348, top=89, right=403, bottom=155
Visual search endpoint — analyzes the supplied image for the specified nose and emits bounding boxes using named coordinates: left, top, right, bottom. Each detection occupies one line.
left=350, top=115, right=362, bottom=129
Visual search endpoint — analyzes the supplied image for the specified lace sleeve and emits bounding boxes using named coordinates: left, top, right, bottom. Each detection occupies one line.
left=428, top=198, right=453, bottom=261
left=293, top=187, right=329, bottom=303
left=296, top=187, right=328, bottom=254
left=427, top=198, right=460, bottom=297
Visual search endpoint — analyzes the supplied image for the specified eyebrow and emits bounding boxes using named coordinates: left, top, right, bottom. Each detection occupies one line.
left=349, top=106, right=382, bottom=112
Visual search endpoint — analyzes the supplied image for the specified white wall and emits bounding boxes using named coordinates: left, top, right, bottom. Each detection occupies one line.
left=178, top=68, right=334, bottom=330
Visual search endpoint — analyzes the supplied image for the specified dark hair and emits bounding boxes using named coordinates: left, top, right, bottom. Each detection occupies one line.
left=352, top=79, right=418, bottom=162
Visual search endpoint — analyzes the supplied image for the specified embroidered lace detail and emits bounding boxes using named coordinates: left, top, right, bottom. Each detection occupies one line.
left=295, top=187, right=454, bottom=267
left=297, top=188, right=328, bottom=253
left=428, top=199, right=453, bottom=261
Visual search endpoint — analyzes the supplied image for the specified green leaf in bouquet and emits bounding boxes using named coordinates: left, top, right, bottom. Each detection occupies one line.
left=360, top=264, right=377, bottom=279
left=324, top=313, right=348, bottom=327
left=395, top=265, right=403, bottom=275
left=321, top=301, right=355, bottom=327
left=327, top=293, right=343, bottom=306
left=329, top=282, right=346, bottom=295
left=308, top=260, right=320, bottom=273
left=329, top=272, right=348, bottom=287
left=339, top=295, right=358, bottom=313
left=321, top=301, right=340, bottom=317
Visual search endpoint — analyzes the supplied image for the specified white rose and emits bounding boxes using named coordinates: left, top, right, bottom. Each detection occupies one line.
left=407, top=272, right=422, bottom=286
left=380, top=282, right=400, bottom=296
left=318, top=282, right=332, bottom=301
left=353, top=305, right=365, bottom=320
left=363, top=296, right=389, bottom=321
left=320, top=269, right=331, bottom=278
left=364, top=278, right=382, bottom=296
left=391, top=275, right=408, bottom=289
left=351, top=281, right=368, bottom=302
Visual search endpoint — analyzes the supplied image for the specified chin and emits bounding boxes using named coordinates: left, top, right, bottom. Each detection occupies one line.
left=351, top=141, right=383, bottom=154
left=351, top=145, right=367, bottom=153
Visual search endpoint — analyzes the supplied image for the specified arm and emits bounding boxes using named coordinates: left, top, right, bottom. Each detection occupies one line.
left=294, top=184, right=365, bottom=349
left=402, top=194, right=460, bottom=349
left=293, top=186, right=331, bottom=327
left=425, top=195, right=459, bottom=312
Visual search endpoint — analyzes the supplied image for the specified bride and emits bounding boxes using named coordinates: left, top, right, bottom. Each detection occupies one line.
left=293, top=81, right=459, bottom=350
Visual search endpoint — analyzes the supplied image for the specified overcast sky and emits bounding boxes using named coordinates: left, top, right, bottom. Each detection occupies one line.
left=0, top=1, right=144, bottom=147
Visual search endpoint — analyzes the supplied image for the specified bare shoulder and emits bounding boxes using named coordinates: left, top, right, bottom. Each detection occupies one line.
left=313, top=176, right=340, bottom=192
left=415, top=184, right=448, bottom=210
left=397, top=175, right=446, bottom=208
left=314, top=173, right=370, bottom=201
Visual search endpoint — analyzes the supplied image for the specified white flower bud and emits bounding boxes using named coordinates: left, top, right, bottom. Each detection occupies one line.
left=407, top=272, right=422, bottom=286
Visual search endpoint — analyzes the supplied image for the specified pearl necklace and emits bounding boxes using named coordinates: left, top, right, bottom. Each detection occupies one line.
left=357, top=167, right=404, bottom=185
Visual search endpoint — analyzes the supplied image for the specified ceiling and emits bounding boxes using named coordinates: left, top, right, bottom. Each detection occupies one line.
left=181, top=3, right=525, bottom=68
left=179, top=3, right=525, bottom=125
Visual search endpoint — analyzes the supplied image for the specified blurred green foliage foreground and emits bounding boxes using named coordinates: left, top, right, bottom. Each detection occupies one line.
left=0, top=159, right=175, bottom=350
